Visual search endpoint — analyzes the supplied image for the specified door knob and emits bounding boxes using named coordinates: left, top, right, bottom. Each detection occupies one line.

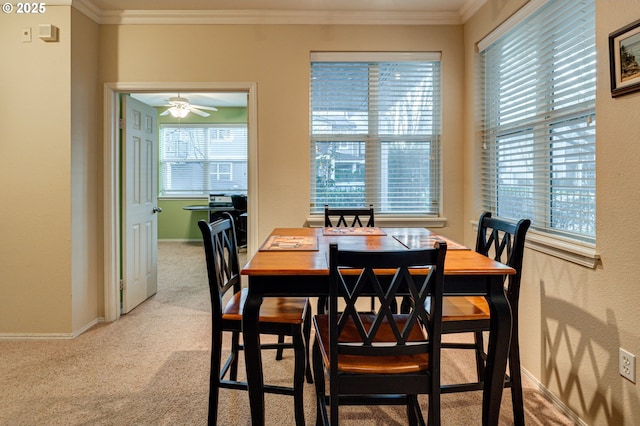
left=152, top=207, right=163, bottom=214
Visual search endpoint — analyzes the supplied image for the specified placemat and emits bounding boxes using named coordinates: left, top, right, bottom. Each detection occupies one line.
left=259, top=235, right=319, bottom=251
left=392, top=234, right=468, bottom=250
left=323, top=227, right=387, bottom=236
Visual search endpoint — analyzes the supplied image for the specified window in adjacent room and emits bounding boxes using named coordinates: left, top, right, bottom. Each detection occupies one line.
left=310, top=52, right=442, bottom=215
left=478, top=0, right=596, bottom=243
left=159, top=124, right=248, bottom=197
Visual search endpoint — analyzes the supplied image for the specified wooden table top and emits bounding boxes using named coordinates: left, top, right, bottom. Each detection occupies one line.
left=241, top=227, right=515, bottom=277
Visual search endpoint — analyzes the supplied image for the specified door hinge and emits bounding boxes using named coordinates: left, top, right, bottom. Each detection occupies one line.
left=120, top=279, right=124, bottom=290
left=119, top=118, right=124, bottom=129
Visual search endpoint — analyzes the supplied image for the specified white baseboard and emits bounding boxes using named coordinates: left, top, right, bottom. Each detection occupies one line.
left=0, top=317, right=104, bottom=340
left=522, top=367, right=586, bottom=425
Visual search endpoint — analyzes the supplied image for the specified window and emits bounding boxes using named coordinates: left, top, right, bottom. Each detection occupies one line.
left=479, top=0, right=596, bottom=243
left=310, top=52, right=441, bottom=215
left=159, top=124, right=247, bottom=197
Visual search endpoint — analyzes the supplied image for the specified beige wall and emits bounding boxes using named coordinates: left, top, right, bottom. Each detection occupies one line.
left=71, top=9, right=100, bottom=332
left=0, top=6, right=99, bottom=336
left=0, top=7, right=74, bottom=334
left=464, top=1, right=640, bottom=424
left=98, top=24, right=466, bottom=244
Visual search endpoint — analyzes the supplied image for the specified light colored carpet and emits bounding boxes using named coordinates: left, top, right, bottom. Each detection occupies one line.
left=0, top=242, right=575, bottom=425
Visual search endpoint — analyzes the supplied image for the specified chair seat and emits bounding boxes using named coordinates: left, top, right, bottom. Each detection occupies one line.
left=223, top=288, right=308, bottom=324
left=314, top=314, right=430, bottom=374
left=442, top=296, right=490, bottom=322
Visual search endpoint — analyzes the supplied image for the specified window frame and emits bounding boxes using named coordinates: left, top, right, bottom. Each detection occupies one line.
left=477, top=0, right=599, bottom=267
left=159, top=123, right=248, bottom=198
left=309, top=52, right=443, bottom=219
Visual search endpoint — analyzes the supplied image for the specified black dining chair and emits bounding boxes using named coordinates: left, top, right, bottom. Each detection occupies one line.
left=435, top=212, right=530, bottom=425
left=313, top=241, right=447, bottom=425
left=318, top=204, right=377, bottom=313
left=324, top=204, right=375, bottom=227
left=198, top=218, right=312, bottom=426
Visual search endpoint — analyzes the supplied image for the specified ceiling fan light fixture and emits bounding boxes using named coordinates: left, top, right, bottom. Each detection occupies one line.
left=161, top=94, right=216, bottom=118
left=168, top=106, right=189, bottom=118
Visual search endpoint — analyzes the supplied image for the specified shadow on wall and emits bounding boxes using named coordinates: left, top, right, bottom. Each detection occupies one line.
left=540, top=283, right=639, bottom=425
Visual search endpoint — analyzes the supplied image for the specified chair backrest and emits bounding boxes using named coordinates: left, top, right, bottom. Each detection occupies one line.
left=324, top=204, right=375, bottom=227
left=475, top=212, right=530, bottom=305
left=198, top=218, right=241, bottom=318
left=327, top=242, right=447, bottom=362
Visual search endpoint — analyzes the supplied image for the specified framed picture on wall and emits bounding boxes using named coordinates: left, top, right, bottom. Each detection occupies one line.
left=609, top=18, right=640, bottom=97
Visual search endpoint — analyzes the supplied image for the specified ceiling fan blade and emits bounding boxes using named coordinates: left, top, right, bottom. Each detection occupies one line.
left=189, top=107, right=210, bottom=117
left=191, top=104, right=218, bottom=111
left=160, top=108, right=171, bottom=116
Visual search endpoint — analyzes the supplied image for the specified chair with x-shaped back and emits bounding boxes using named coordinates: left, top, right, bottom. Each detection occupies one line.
left=313, top=241, right=447, bottom=425
left=318, top=204, right=377, bottom=313
left=436, top=211, right=530, bottom=425
left=324, top=204, right=375, bottom=228
left=198, top=217, right=312, bottom=425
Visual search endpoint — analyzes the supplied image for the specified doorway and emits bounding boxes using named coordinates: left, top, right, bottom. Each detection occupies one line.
left=103, top=82, right=259, bottom=322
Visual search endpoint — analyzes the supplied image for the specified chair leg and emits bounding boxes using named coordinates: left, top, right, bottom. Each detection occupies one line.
left=230, top=330, right=241, bottom=381
left=473, top=331, right=486, bottom=381
left=429, top=364, right=441, bottom=426
left=303, top=305, right=314, bottom=383
left=313, top=339, right=328, bottom=426
left=329, top=369, right=338, bottom=426
left=292, top=330, right=306, bottom=426
left=208, top=329, right=223, bottom=426
left=317, top=296, right=328, bottom=314
left=509, top=330, right=525, bottom=426
left=275, top=334, right=285, bottom=360
left=406, top=395, right=424, bottom=426
left=330, top=397, right=338, bottom=426
left=400, top=295, right=412, bottom=314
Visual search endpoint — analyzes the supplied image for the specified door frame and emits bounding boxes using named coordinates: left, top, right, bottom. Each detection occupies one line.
left=103, top=82, right=259, bottom=322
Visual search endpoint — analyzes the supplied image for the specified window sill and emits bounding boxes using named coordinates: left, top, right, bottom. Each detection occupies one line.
left=306, top=216, right=447, bottom=228
left=471, top=221, right=600, bottom=269
left=525, top=229, right=600, bottom=269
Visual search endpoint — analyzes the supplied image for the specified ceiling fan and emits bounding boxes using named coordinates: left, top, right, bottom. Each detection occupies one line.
left=160, top=95, right=218, bottom=118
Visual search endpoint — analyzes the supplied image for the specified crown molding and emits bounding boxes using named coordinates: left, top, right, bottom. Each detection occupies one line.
left=72, top=0, right=102, bottom=22
left=70, top=0, right=466, bottom=25
left=460, top=0, right=487, bottom=23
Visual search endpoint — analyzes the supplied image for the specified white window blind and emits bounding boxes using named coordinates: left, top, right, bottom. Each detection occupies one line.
left=159, top=124, right=247, bottom=196
left=479, top=0, right=596, bottom=242
left=310, top=52, right=441, bottom=215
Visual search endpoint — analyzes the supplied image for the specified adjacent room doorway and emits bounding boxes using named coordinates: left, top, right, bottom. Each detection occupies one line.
left=103, top=82, right=259, bottom=322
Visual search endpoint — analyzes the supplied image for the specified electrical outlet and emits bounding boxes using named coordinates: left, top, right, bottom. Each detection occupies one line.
left=619, top=348, right=636, bottom=383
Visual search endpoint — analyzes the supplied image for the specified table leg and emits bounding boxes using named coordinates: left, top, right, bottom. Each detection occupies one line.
left=483, top=275, right=512, bottom=426
left=243, top=282, right=265, bottom=425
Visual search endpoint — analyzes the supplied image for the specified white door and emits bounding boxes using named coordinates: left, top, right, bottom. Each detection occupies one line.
left=122, top=95, right=159, bottom=313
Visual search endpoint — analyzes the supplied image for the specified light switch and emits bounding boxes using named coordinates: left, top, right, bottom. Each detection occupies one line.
left=22, top=27, right=32, bottom=42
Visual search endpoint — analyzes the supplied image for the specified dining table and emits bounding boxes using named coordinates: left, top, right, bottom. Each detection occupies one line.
left=240, top=226, right=515, bottom=425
